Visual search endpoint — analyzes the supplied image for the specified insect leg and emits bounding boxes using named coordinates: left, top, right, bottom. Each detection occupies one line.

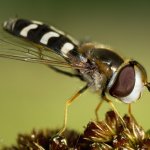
left=102, top=92, right=126, bottom=127
left=95, top=100, right=104, bottom=121
left=48, top=65, right=84, bottom=80
left=128, top=104, right=138, bottom=123
left=58, top=84, right=88, bottom=135
left=128, top=103, right=132, bottom=116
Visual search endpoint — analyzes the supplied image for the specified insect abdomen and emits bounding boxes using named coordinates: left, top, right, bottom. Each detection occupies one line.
left=3, top=18, right=79, bottom=58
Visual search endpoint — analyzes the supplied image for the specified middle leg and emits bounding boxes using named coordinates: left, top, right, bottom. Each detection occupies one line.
left=102, top=93, right=126, bottom=127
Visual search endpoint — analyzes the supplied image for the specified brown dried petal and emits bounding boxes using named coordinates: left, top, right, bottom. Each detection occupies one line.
left=84, top=121, right=115, bottom=142
left=123, top=115, right=145, bottom=142
left=105, top=110, right=121, bottom=131
left=141, top=139, right=150, bottom=149
left=89, top=142, right=113, bottom=150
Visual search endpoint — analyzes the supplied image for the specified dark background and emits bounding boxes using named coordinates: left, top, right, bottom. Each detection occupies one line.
left=0, top=0, right=150, bottom=147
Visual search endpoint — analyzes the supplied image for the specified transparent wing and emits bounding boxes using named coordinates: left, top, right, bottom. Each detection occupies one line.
left=0, top=30, right=75, bottom=68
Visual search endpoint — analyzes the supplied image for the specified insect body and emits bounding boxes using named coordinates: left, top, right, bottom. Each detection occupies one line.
left=1, top=18, right=150, bottom=134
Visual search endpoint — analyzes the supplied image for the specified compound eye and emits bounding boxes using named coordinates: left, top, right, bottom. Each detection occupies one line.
left=109, top=65, right=135, bottom=97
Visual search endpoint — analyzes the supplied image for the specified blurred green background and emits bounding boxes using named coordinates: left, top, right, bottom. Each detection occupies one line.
left=0, top=0, right=150, bottom=147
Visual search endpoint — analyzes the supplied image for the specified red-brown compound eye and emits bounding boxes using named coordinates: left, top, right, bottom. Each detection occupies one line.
left=109, top=65, right=135, bottom=98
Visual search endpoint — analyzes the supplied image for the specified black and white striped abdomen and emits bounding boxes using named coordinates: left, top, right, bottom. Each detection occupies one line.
left=3, top=18, right=79, bottom=58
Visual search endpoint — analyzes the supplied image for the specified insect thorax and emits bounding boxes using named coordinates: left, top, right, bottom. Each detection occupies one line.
left=79, top=67, right=107, bottom=92
left=78, top=43, right=124, bottom=92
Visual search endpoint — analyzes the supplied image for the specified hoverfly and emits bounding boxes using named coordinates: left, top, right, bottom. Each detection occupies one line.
left=0, top=18, right=150, bottom=134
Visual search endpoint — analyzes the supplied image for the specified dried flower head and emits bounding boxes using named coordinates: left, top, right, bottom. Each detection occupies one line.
left=84, top=110, right=150, bottom=149
left=2, top=110, right=150, bottom=150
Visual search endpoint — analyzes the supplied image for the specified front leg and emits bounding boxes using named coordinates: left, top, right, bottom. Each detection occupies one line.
left=58, top=84, right=88, bottom=135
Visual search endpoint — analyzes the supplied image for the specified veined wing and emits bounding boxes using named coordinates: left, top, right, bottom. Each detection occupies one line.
left=0, top=34, right=70, bottom=68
